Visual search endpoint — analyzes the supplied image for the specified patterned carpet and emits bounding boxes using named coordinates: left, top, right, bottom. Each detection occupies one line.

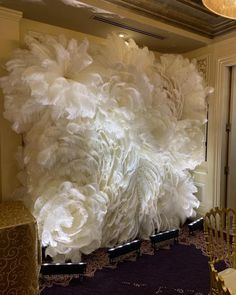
left=40, top=226, right=210, bottom=295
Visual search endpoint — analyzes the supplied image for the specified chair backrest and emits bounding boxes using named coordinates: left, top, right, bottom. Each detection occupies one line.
left=210, top=263, right=233, bottom=295
left=204, top=207, right=236, bottom=268
left=217, top=275, right=232, bottom=295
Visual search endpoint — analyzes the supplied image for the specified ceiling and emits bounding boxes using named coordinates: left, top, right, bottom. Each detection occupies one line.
left=109, top=0, right=236, bottom=38
left=0, top=0, right=236, bottom=53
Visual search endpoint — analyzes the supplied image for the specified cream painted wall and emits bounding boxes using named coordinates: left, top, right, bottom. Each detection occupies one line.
left=0, top=7, right=22, bottom=202
left=185, top=33, right=236, bottom=213
left=20, top=18, right=106, bottom=47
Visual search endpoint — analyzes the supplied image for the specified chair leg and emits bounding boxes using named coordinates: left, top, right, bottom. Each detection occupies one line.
left=209, top=264, right=217, bottom=295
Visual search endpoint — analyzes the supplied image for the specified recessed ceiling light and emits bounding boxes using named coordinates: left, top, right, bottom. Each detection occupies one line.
left=118, top=33, right=127, bottom=38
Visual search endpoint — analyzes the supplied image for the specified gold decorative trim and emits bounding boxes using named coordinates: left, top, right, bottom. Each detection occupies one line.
left=196, top=54, right=211, bottom=84
left=0, top=201, right=40, bottom=294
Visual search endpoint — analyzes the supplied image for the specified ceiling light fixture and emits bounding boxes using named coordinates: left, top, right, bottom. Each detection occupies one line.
left=203, top=0, right=236, bottom=20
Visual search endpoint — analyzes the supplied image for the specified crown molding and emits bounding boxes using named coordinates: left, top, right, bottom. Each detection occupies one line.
left=0, top=6, right=22, bottom=22
left=107, top=0, right=236, bottom=38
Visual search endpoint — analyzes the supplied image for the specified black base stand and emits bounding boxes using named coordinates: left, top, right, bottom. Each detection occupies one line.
left=150, top=229, right=179, bottom=252
left=40, top=262, right=87, bottom=276
left=187, top=217, right=204, bottom=235
left=40, top=247, right=87, bottom=277
left=107, top=239, right=142, bottom=264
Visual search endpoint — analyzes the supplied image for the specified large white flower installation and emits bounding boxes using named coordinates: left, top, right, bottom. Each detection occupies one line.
left=0, top=33, right=208, bottom=261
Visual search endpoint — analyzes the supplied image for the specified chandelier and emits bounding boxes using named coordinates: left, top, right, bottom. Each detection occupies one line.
left=203, top=0, right=236, bottom=20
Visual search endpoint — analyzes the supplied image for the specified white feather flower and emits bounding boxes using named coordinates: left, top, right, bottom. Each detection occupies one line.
left=0, top=33, right=208, bottom=261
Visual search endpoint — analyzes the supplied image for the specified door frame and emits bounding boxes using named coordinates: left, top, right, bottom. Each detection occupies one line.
left=213, top=54, right=236, bottom=207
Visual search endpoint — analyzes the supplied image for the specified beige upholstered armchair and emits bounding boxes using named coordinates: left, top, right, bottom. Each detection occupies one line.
left=204, top=207, right=236, bottom=295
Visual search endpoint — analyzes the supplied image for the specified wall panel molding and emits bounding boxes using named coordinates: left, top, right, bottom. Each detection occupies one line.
left=0, top=6, right=22, bottom=22
left=0, top=6, right=22, bottom=202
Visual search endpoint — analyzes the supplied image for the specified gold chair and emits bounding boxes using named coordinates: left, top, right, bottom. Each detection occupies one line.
left=204, top=207, right=236, bottom=295
left=210, top=263, right=232, bottom=295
